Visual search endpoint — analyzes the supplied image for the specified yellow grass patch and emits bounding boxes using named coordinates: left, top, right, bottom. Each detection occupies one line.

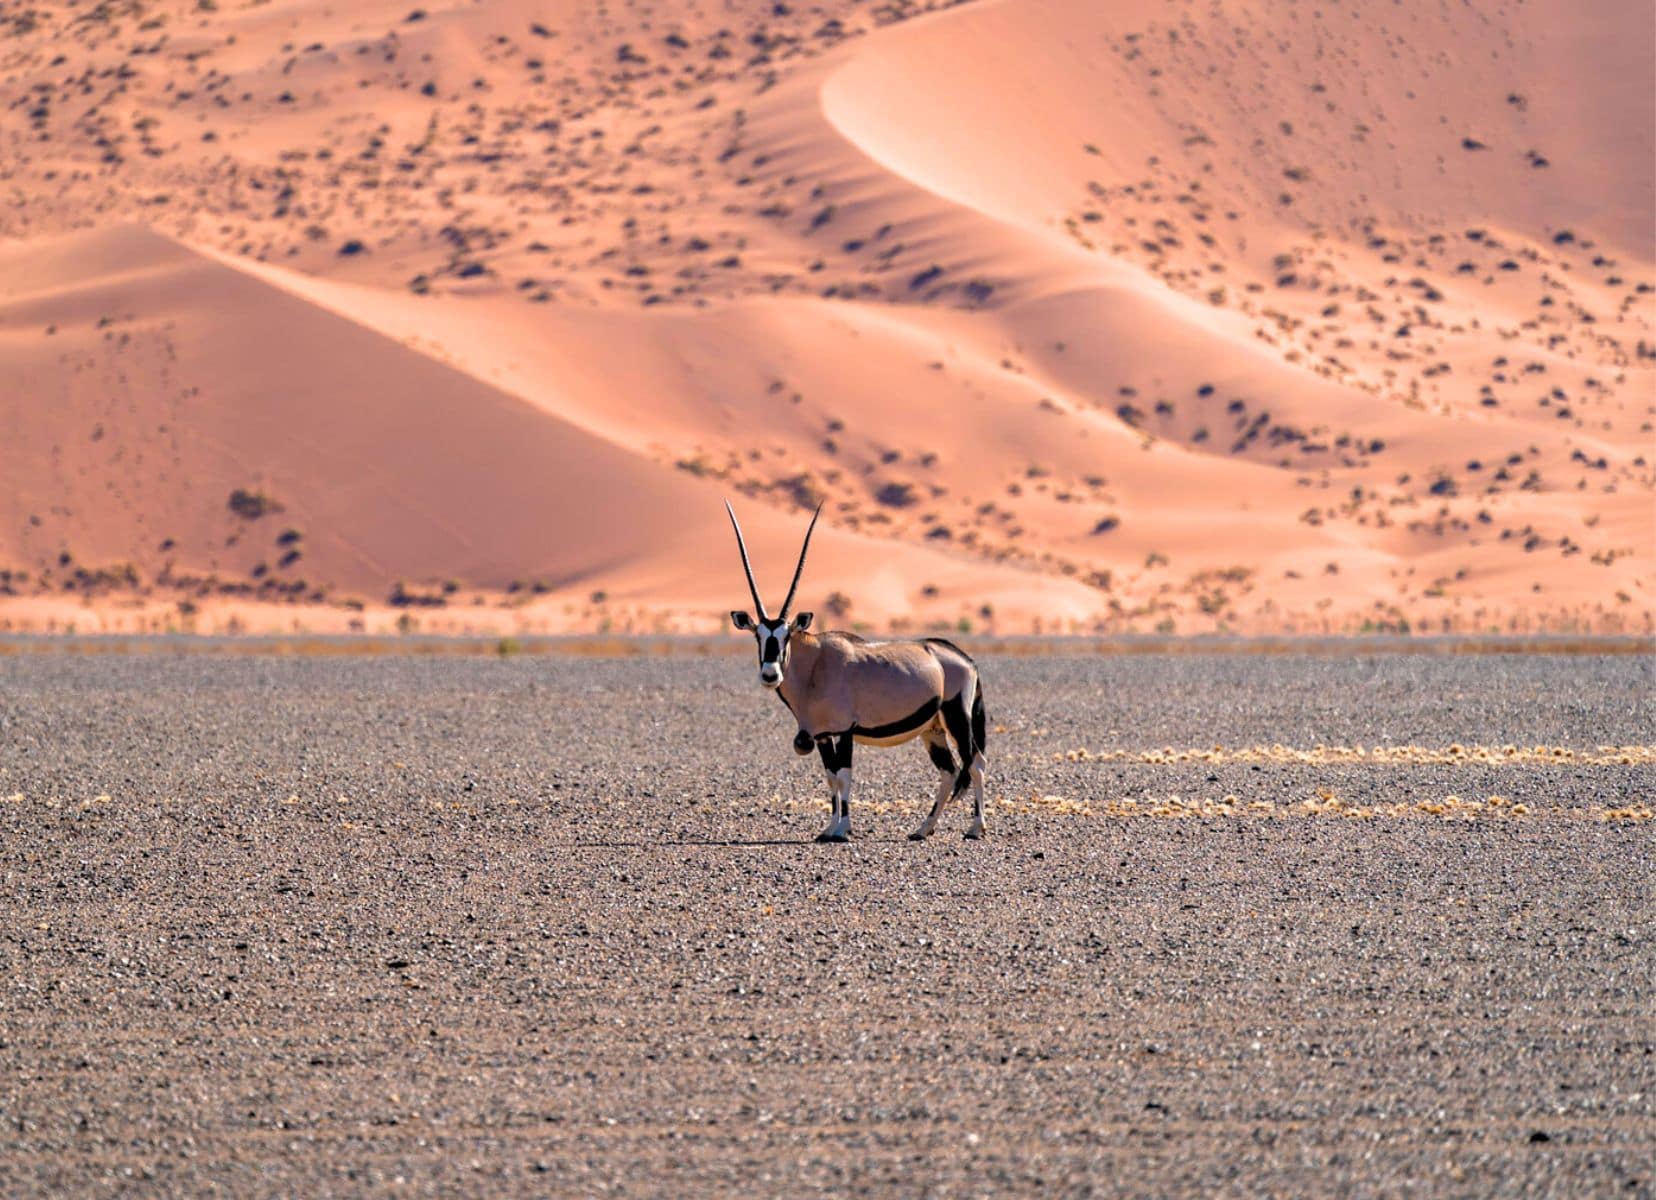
left=1597, top=806, right=1654, bottom=823
left=1057, top=744, right=1656, bottom=766
left=1001, top=793, right=1096, bottom=817
left=991, top=792, right=1651, bottom=823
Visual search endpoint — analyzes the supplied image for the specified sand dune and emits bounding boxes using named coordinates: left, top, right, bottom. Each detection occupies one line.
left=0, top=0, right=1650, bottom=634
left=2, top=225, right=1103, bottom=632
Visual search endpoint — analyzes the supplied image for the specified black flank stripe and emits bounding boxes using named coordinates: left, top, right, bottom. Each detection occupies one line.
left=849, top=697, right=940, bottom=740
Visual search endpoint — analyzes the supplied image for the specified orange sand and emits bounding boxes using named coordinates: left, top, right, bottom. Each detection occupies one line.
left=0, top=0, right=1650, bottom=636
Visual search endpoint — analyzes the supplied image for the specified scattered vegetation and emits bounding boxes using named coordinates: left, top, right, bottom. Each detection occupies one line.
left=228, top=489, right=283, bottom=520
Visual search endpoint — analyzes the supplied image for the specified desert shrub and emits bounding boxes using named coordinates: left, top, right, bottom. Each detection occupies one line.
left=228, top=488, right=282, bottom=519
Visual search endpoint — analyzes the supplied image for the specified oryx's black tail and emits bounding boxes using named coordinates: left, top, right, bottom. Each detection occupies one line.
left=971, top=684, right=986, bottom=759
left=943, top=679, right=989, bottom=799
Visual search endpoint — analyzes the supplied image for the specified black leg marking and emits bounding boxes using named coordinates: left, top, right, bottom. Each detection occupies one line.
left=926, top=738, right=957, bottom=774
left=941, top=695, right=975, bottom=798
left=816, top=735, right=852, bottom=774
left=835, top=734, right=854, bottom=825
left=816, top=738, right=841, bottom=821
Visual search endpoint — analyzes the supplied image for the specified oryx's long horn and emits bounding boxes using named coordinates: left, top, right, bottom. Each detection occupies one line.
left=724, top=500, right=767, bottom=620
left=779, top=502, right=823, bottom=619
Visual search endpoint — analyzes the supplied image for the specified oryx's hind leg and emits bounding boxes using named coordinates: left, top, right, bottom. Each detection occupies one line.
left=815, top=735, right=853, bottom=843
left=907, top=723, right=957, bottom=841
left=966, top=686, right=988, bottom=839
left=940, top=681, right=987, bottom=839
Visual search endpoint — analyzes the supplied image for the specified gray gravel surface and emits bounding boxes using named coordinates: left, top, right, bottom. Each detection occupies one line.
left=0, top=654, right=1652, bottom=1197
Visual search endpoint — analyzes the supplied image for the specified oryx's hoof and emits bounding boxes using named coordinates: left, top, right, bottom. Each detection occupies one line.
left=906, top=828, right=931, bottom=842
left=815, top=829, right=850, bottom=843
left=964, top=825, right=986, bottom=840
left=793, top=729, right=815, bottom=755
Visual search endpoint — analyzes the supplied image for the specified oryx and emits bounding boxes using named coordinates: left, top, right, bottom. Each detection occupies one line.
left=725, top=501, right=988, bottom=843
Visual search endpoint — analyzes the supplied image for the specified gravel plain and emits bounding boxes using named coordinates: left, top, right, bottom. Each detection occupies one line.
left=0, top=652, right=1652, bottom=1197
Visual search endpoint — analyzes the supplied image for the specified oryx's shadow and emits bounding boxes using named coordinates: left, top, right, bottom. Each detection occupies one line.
left=549, top=836, right=911, bottom=849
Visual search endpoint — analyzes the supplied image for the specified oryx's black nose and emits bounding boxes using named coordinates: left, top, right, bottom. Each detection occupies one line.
left=793, top=729, right=814, bottom=755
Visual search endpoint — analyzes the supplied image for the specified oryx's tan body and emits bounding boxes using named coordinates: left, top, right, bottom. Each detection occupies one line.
left=779, top=633, right=977, bottom=748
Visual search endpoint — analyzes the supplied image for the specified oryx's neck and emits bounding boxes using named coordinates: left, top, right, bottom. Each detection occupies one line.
left=778, top=630, right=821, bottom=711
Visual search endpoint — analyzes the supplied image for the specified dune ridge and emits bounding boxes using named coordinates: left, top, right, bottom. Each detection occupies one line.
left=0, top=0, right=1650, bottom=635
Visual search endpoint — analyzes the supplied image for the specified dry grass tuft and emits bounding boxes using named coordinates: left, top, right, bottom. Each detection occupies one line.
left=1058, top=744, right=1656, bottom=766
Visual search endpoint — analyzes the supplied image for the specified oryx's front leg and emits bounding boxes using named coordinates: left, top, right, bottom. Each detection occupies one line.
left=816, top=739, right=842, bottom=839
left=815, top=735, right=853, bottom=843
left=908, top=728, right=957, bottom=841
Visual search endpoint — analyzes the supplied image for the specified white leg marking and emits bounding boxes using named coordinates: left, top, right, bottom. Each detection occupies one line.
left=818, top=768, right=842, bottom=841
left=965, top=753, right=987, bottom=839
left=831, top=768, right=853, bottom=840
left=819, top=768, right=852, bottom=842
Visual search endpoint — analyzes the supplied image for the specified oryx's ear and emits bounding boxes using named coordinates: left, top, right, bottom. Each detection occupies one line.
left=731, top=610, right=755, bottom=630
left=790, top=611, right=813, bottom=632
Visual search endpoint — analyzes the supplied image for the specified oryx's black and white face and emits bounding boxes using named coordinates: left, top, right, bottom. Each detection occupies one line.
left=731, top=610, right=813, bottom=689
left=724, top=499, right=823, bottom=691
